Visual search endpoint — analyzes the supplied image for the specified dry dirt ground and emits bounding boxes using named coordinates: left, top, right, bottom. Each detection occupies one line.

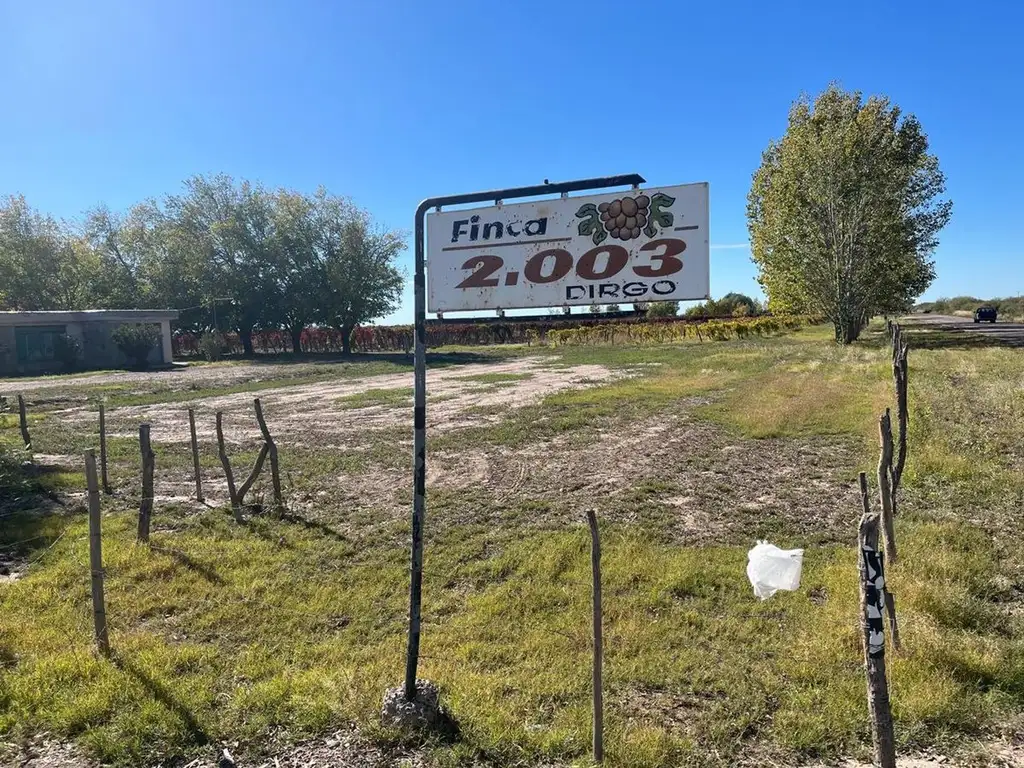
left=8, top=733, right=1024, bottom=768
left=3, top=362, right=315, bottom=393
left=55, top=358, right=619, bottom=445
left=20, top=355, right=865, bottom=549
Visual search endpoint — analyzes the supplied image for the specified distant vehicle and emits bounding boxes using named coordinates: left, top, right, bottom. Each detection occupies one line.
left=974, top=306, right=998, bottom=323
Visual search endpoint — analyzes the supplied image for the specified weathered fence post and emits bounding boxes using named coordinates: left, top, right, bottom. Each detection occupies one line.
left=137, top=424, right=154, bottom=543
left=188, top=408, right=203, bottom=503
left=891, top=342, right=909, bottom=519
left=236, top=442, right=269, bottom=507
left=877, top=411, right=897, bottom=565
left=84, top=450, right=110, bottom=657
left=253, top=399, right=283, bottom=515
left=17, top=394, right=31, bottom=450
left=216, top=412, right=242, bottom=522
left=858, top=473, right=897, bottom=768
left=98, top=403, right=111, bottom=494
left=586, top=510, right=604, bottom=764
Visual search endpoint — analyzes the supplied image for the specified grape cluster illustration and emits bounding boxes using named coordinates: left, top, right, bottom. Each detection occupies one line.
left=598, top=195, right=650, bottom=241
left=576, top=192, right=675, bottom=246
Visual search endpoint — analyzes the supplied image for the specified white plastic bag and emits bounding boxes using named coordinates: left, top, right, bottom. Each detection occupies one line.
left=746, top=541, right=804, bottom=600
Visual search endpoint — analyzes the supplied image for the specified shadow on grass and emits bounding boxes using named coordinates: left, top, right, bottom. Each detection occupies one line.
left=907, top=331, right=1023, bottom=350
left=111, top=653, right=210, bottom=747
left=280, top=510, right=349, bottom=543
left=861, top=326, right=1019, bottom=351
left=150, top=544, right=226, bottom=585
left=1, top=454, right=78, bottom=575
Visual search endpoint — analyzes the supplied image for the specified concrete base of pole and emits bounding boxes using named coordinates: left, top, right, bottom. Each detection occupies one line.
left=381, top=680, right=454, bottom=737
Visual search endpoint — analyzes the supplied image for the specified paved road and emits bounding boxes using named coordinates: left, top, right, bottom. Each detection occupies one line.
left=903, top=314, right=1024, bottom=347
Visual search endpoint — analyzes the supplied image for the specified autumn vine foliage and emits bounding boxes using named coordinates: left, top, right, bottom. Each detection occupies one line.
left=172, top=315, right=812, bottom=356
left=546, top=316, right=811, bottom=346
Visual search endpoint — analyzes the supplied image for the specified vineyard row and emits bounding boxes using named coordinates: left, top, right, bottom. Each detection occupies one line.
left=171, top=315, right=814, bottom=357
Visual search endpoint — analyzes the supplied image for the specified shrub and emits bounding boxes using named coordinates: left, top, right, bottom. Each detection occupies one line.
left=685, top=293, right=763, bottom=318
left=199, top=332, right=226, bottom=362
left=547, top=315, right=812, bottom=347
left=646, top=301, right=679, bottom=319
left=52, top=334, right=81, bottom=372
left=111, top=324, right=160, bottom=369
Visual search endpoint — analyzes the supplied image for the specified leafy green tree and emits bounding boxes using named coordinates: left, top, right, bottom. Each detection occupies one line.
left=1, top=182, right=406, bottom=357
left=720, top=292, right=760, bottom=316
left=84, top=201, right=183, bottom=309
left=273, top=189, right=332, bottom=354
left=684, top=294, right=761, bottom=318
left=0, top=195, right=98, bottom=310
left=165, top=175, right=283, bottom=355
left=317, top=197, right=405, bottom=355
left=646, top=301, right=678, bottom=319
left=747, top=85, right=951, bottom=343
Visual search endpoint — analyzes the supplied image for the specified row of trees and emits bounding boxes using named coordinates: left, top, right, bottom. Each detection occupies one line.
left=2, top=87, right=951, bottom=350
left=0, top=176, right=405, bottom=354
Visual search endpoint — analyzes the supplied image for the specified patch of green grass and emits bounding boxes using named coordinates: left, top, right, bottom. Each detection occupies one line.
left=335, top=387, right=413, bottom=410
left=454, top=373, right=534, bottom=384
left=1, top=507, right=1019, bottom=766
left=698, top=344, right=893, bottom=442
left=434, top=345, right=781, bottom=450
left=0, top=413, right=44, bottom=430
left=105, top=374, right=366, bottom=408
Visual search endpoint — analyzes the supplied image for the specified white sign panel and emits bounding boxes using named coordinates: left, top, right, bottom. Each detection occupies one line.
left=426, top=183, right=709, bottom=313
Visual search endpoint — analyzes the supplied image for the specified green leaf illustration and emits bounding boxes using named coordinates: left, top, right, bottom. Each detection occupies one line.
left=649, top=193, right=676, bottom=229
left=576, top=203, right=606, bottom=244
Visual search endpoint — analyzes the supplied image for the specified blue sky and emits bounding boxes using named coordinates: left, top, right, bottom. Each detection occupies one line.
left=2, top=0, right=1021, bottom=323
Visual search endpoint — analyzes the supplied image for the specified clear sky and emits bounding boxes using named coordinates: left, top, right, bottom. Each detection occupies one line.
left=2, top=0, right=1021, bottom=323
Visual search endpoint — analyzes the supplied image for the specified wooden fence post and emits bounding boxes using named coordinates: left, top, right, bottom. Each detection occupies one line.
left=84, top=450, right=110, bottom=657
left=858, top=472, right=896, bottom=768
left=236, top=443, right=270, bottom=506
left=877, top=411, right=897, bottom=565
left=216, top=412, right=242, bottom=523
left=138, top=424, right=154, bottom=543
left=586, top=510, right=604, bottom=764
left=891, top=343, right=909, bottom=519
left=188, top=408, right=203, bottom=503
left=17, top=394, right=31, bottom=451
left=253, top=399, right=283, bottom=515
left=98, top=403, right=111, bottom=494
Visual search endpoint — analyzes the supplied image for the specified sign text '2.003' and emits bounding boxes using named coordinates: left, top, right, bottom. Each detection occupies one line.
left=454, top=238, right=687, bottom=302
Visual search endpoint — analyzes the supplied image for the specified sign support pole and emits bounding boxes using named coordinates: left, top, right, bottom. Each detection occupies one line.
left=403, top=174, right=645, bottom=700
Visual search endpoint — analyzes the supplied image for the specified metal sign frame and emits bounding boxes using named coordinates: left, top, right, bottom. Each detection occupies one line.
left=403, top=173, right=646, bottom=699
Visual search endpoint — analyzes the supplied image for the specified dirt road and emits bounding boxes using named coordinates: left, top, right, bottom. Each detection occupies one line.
left=903, top=314, right=1024, bottom=346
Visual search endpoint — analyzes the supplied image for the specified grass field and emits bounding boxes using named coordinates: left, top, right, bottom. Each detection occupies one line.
left=2, top=323, right=1023, bottom=767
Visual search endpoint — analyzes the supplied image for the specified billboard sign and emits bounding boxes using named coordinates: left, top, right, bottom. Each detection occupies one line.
left=426, top=182, right=709, bottom=313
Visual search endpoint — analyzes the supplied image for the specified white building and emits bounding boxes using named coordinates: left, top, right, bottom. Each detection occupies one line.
left=0, top=310, right=178, bottom=376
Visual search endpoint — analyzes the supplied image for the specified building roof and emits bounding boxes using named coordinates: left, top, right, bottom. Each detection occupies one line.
left=0, top=309, right=179, bottom=326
